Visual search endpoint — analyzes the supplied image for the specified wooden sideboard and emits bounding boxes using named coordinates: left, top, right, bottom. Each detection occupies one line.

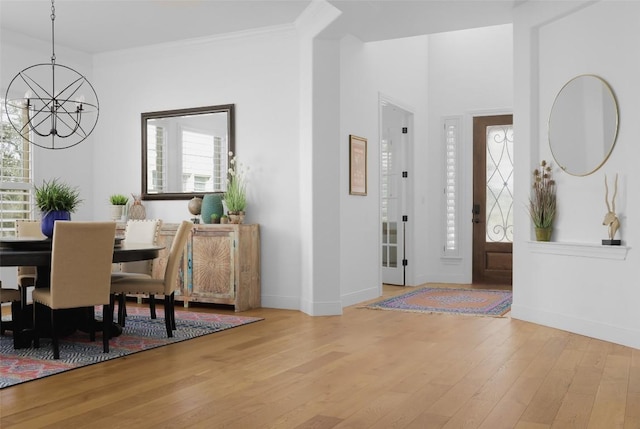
left=117, top=222, right=260, bottom=312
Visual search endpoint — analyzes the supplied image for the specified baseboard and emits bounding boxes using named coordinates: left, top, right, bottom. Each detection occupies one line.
left=511, top=304, right=640, bottom=350
left=341, top=286, right=379, bottom=308
left=261, top=294, right=300, bottom=311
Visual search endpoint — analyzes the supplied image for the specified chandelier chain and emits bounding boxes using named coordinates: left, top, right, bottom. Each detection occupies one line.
left=50, top=0, right=56, bottom=63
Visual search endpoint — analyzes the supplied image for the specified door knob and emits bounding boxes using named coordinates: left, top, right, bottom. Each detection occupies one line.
left=472, top=204, right=480, bottom=224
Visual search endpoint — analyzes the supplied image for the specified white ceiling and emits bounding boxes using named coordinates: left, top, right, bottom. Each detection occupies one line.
left=0, top=0, right=518, bottom=54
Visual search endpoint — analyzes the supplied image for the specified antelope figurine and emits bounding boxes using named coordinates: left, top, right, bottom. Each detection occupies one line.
left=603, top=174, right=620, bottom=241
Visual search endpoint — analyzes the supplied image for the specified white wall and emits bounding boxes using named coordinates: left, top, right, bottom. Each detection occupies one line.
left=512, top=0, right=640, bottom=349
left=90, top=27, right=303, bottom=310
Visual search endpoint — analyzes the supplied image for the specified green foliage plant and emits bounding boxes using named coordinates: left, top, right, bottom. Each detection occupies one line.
left=528, top=160, right=556, bottom=229
left=109, top=194, right=129, bottom=205
left=223, top=152, right=247, bottom=213
left=34, top=179, right=83, bottom=213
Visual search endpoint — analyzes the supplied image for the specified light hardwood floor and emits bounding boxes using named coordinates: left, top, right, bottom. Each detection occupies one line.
left=1, top=285, right=638, bottom=428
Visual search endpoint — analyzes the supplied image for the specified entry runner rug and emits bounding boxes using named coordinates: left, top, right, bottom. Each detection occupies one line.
left=364, top=287, right=512, bottom=317
left=0, top=307, right=262, bottom=389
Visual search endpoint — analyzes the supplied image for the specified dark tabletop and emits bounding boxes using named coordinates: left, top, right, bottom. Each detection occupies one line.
left=0, top=240, right=164, bottom=267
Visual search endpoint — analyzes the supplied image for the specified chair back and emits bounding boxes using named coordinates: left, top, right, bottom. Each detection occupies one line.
left=120, top=219, right=163, bottom=275
left=163, top=220, right=193, bottom=295
left=16, top=220, right=45, bottom=283
left=16, top=219, right=44, bottom=238
left=49, top=222, right=117, bottom=309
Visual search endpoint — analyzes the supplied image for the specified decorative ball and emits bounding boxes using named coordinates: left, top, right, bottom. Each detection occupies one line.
left=188, top=197, right=202, bottom=215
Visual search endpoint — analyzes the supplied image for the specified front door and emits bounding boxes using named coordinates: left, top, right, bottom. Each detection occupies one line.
left=472, top=115, right=513, bottom=285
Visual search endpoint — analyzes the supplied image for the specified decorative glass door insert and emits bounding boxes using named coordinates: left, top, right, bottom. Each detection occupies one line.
left=485, top=125, right=514, bottom=243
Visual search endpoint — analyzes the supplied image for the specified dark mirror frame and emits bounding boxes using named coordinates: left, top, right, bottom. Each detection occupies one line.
left=141, top=104, right=235, bottom=200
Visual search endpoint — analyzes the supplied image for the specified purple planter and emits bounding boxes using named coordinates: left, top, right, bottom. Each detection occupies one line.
left=41, top=210, right=71, bottom=238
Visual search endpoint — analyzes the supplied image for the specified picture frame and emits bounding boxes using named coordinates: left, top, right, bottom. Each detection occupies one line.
left=349, top=134, right=367, bottom=196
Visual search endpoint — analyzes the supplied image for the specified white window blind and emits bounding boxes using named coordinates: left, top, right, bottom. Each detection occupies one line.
left=443, top=117, right=460, bottom=256
left=181, top=129, right=225, bottom=193
left=1, top=97, right=33, bottom=237
left=147, top=124, right=166, bottom=193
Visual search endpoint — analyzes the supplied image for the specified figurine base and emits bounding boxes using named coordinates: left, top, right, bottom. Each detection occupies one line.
left=602, top=239, right=621, bottom=246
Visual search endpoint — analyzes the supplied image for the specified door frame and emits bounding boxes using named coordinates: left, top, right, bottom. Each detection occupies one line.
left=378, top=93, right=414, bottom=287
left=462, top=109, right=513, bottom=284
left=471, top=113, right=513, bottom=285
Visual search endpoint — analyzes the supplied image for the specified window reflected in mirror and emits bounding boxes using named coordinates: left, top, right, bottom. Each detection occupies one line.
left=142, top=104, right=235, bottom=200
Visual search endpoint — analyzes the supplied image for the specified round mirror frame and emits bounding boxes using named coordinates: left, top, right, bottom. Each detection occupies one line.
left=548, top=74, right=619, bottom=177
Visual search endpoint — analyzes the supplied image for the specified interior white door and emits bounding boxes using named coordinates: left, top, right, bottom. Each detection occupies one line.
left=381, top=101, right=409, bottom=285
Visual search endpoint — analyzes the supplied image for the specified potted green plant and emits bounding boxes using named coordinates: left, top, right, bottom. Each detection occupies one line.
left=528, top=160, right=556, bottom=241
left=210, top=213, right=220, bottom=224
left=223, top=152, right=247, bottom=224
left=34, top=179, right=82, bottom=237
left=109, top=194, right=129, bottom=221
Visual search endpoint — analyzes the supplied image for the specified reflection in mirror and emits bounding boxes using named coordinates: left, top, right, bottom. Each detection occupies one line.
left=142, top=104, right=234, bottom=200
left=548, top=75, right=618, bottom=176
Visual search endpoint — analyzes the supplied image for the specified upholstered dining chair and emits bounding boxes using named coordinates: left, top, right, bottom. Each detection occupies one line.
left=15, top=219, right=45, bottom=307
left=111, top=220, right=193, bottom=337
left=0, top=282, right=22, bottom=349
left=111, top=219, right=163, bottom=322
left=32, top=221, right=117, bottom=359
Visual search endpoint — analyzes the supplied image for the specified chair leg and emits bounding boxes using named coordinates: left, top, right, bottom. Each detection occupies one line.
left=110, top=294, right=116, bottom=324
left=11, top=300, right=22, bottom=349
left=19, top=285, right=28, bottom=310
left=164, top=295, right=173, bottom=338
left=149, top=294, right=156, bottom=319
left=88, top=306, right=96, bottom=342
left=51, top=309, right=60, bottom=360
left=170, top=293, right=176, bottom=330
left=102, top=304, right=111, bottom=353
left=33, top=301, right=40, bottom=349
left=118, top=294, right=126, bottom=327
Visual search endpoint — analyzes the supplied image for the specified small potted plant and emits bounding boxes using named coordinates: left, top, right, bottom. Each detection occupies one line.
left=34, top=179, right=83, bottom=237
left=109, top=194, right=129, bottom=221
left=220, top=214, right=229, bottom=224
left=528, top=160, right=556, bottom=241
left=210, top=213, right=220, bottom=224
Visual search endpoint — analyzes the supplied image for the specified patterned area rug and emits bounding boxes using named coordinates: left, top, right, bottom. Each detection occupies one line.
left=0, top=307, right=262, bottom=389
left=364, top=287, right=512, bottom=317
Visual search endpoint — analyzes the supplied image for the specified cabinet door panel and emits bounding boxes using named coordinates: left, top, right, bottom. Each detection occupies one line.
left=190, top=230, right=235, bottom=300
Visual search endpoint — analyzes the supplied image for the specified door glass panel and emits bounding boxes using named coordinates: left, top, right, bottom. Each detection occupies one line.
left=381, top=133, right=399, bottom=269
left=388, top=222, right=397, bottom=244
left=486, top=125, right=514, bottom=243
left=389, top=246, right=397, bottom=268
left=381, top=222, right=398, bottom=267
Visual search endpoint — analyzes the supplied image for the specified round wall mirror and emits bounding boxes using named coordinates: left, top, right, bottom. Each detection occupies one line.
left=548, top=74, right=619, bottom=176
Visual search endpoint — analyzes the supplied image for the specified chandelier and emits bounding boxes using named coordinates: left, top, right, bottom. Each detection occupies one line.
left=4, top=0, right=99, bottom=150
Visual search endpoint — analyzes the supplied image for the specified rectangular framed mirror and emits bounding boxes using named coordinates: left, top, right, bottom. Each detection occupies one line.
left=141, top=104, right=235, bottom=200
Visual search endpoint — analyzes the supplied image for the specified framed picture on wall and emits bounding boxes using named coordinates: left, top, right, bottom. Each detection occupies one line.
left=349, top=134, right=367, bottom=196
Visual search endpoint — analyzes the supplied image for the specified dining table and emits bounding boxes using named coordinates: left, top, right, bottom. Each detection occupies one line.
left=0, top=237, right=164, bottom=347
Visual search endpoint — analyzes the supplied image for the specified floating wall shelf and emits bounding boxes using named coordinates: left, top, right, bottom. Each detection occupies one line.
left=527, top=241, right=629, bottom=260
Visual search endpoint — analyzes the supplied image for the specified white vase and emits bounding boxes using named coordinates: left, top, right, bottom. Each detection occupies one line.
left=110, top=205, right=124, bottom=221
